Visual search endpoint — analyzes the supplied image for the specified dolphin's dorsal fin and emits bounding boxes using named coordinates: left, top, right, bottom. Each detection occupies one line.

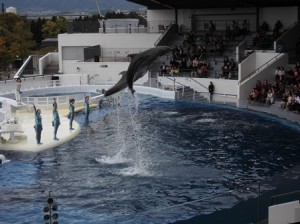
left=119, top=71, right=127, bottom=76
left=127, top=54, right=137, bottom=59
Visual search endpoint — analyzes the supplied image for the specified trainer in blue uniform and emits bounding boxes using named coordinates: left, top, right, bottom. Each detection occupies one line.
left=52, top=98, right=60, bottom=140
left=33, top=104, right=43, bottom=144
left=84, top=96, right=90, bottom=125
left=68, top=98, right=75, bottom=130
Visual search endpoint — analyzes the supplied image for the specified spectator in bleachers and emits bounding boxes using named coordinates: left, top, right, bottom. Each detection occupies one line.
left=170, top=64, right=179, bottom=76
left=278, top=66, right=286, bottom=82
left=275, top=66, right=281, bottom=81
left=248, top=88, right=260, bottom=103
left=271, top=79, right=280, bottom=94
left=192, top=57, right=199, bottom=69
left=200, top=64, right=208, bottom=78
left=160, top=62, right=169, bottom=75
left=293, top=67, right=299, bottom=81
left=255, top=80, right=262, bottom=91
left=266, top=89, right=274, bottom=105
left=221, top=63, right=230, bottom=79
left=286, top=91, right=295, bottom=111
left=209, top=21, right=216, bottom=34
left=280, top=91, right=289, bottom=110
left=277, top=81, right=286, bottom=98
left=286, top=67, right=294, bottom=86
left=186, top=57, right=192, bottom=69
left=262, top=80, right=270, bottom=92
left=223, top=56, right=229, bottom=65
left=225, top=25, right=232, bottom=41
left=260, top=88, right=267, bottom=103
left=261, top=21, right=269, bottom=32
left=273, top=20, right=283, bottom=38
left=242, top=19, right=249, bottom=35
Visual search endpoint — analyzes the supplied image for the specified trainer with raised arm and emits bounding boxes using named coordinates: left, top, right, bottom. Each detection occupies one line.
left=33, top=103, right=43, bottom=144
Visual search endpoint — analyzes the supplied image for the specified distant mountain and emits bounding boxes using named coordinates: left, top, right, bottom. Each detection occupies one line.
left=0, top=0, right=145, bottom=14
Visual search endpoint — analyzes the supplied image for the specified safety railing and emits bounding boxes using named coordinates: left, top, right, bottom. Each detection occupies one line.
left=22, top=93, right=86, bottom=110
left=154, top=21, right=176, bottom=46
left=271, top=189, right=300, bottom=206
left=239, top=53, right=282, bottom=85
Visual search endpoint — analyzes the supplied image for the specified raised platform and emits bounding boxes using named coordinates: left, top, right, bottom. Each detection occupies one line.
left=0, top=108, right=81, bottom=152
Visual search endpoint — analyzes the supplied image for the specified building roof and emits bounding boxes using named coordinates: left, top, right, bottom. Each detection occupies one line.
left=127, top=0, right=300, bottom=9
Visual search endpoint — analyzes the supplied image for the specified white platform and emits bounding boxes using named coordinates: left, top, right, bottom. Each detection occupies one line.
left=0, top=109, right=80, bottom=152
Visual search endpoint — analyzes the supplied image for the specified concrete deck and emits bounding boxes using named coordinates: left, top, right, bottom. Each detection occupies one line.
left=0, top=106, right=81, bottom=152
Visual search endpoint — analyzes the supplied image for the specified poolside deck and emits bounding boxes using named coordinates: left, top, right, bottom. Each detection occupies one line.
left=0, top=105, right=81, bottom=152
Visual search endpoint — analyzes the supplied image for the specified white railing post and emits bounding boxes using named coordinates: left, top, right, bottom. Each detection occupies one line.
left=173, top=78, right=175, bottom=91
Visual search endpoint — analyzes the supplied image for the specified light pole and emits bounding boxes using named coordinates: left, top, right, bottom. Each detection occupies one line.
left=43, top=191, right=59, bottom=224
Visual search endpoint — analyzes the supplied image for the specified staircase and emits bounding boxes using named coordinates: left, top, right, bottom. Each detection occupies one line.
left=44, top=61, right=59, bottom=75
left=176, top=86, right=207, bottom=102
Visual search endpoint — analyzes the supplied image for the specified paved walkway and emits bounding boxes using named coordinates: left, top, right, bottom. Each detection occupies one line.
left=244, top=101, right=300, bottom=126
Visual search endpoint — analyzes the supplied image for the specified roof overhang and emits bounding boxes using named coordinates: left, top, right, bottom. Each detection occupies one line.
left=127, top=0, right=300, bottom=9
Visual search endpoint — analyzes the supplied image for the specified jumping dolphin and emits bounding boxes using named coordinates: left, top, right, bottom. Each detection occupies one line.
left=103, top=46, right=172, bottom=97
left=103, top=71, right=127, bottom=97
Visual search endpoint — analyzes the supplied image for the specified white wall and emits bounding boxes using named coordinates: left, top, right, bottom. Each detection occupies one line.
left=259, top=7, right=298, bottom=30
left=58, top=33, right=160, bottom=49
left=269, top=201, right=300, bottom=224
left=58, top=33, right=161, bottom=73
left=177, top=9, right=193, bottom=30
left=39, top=52, right=59, bottom=75
left=135, top=86, right=175, bottom=99
left=147, top=9, right=176, bottom=32
left=62, top=61, right=129, bottom=79
left=239, top=52, right=282, bottom=81
left=239, top=53, right=288, bottom=99
left=158, top=77, right=238, bottom=96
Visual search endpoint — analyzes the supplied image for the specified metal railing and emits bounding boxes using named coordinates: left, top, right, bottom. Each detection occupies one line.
left=271, top=189, right=300, bottom=206
left=1, top=71, right=240, bottom=108
left=154, top=21, right=176, bottom=46
left=239, top=53, right=282, bottom=85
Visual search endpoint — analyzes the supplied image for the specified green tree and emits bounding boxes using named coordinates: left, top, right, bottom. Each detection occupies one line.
left=42, top=17, right=68, bottom=38
left=31, top=18, right=47, bottom=48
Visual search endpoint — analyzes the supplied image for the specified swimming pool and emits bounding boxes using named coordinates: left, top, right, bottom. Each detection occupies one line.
left=1, top=93, right=300, bottom=224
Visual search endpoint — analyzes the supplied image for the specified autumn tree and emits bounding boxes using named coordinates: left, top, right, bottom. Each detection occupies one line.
left=0, top=13, right=35, bottom=77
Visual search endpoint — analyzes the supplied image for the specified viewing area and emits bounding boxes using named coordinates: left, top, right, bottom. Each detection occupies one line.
left=156, top=18, right=292, bottom=81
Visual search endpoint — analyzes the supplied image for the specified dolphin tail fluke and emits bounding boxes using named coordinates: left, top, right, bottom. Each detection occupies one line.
left=130, top=88, right=136, bottom=95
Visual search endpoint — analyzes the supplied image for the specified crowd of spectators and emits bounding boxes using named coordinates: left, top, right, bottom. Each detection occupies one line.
left=248, top=62, right=300, bottom=113
left=160, top=31, right=221, bottom=78
left=159, top=30, right=237, bottom=78
left=225, top=19, right=249, bottom=41
left=220, top=56, right=237, bottom=79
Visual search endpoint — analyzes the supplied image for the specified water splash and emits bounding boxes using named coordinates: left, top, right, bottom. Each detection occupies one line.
left=117, top=93, right=152, bottom=176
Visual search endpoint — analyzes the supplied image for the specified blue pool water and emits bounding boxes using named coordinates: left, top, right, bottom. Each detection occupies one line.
left=0, top=94, right=300, bottom=224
